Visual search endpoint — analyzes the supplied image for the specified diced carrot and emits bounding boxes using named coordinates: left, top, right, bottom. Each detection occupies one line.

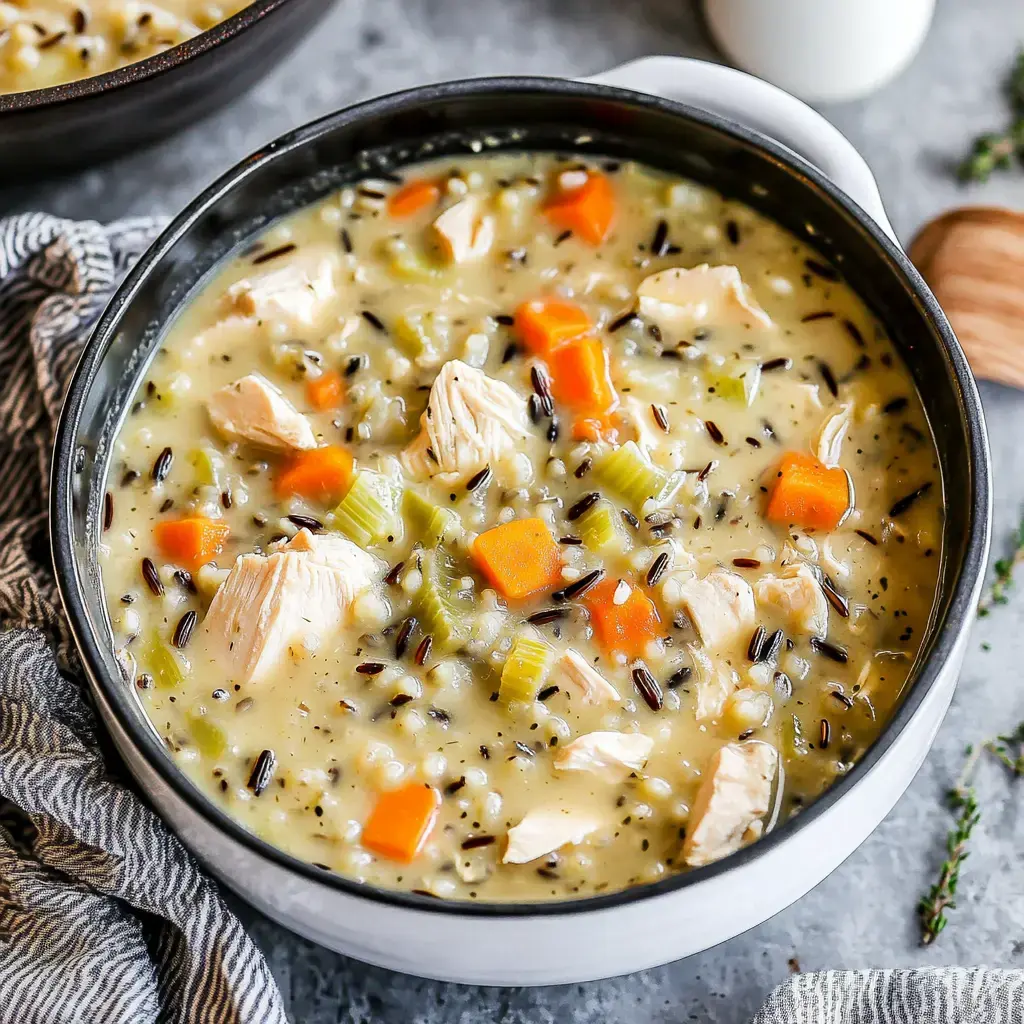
left=363, top=782, right=441, bottom=862
left=583, top=577, right=663, bottom=659
left=387, top=178, right=442, bottom=219
left=154, top=516, right=230, bottom=571
left=471, top=517, right=563, bottom=601
left=274, top=445, right=354, bottom=503
left=549, top=336, right=618, bottom=418
left=514, top=298, right=591, bottom=357
left=765, top=451, right=851, bottom=532
left=305, top=369, right=344, bottom=410
left=544, top=171, right=616, bottom=245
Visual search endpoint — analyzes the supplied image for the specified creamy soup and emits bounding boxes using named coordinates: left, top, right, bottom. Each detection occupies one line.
left=0, top=1, right=252, bottom=92
left=100, top=154, right=942, bottom=901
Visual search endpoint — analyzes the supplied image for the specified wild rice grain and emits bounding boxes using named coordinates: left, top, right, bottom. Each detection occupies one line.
left=800, top=311, right=835, bottom=322
left=646, top=552, right=670, bottom=587
left=732, top=557, right=760, bottom=568
left=141, top=557, right=163, bottom=596
left=697, top=460, right=717, bottom=482
left=818, top=361, right=839, bottom=397
left=527, top=608, right=569, bottom=625
left=537, top=684, right=560, bottom=702
left=384, top=561, right=405, bottom=586
left=821, top=576, right=850, bottom=617
left=762, top=629, right=784, bottom=663
left=883, top=396, right=909, bottom=414
left=151, top=446, right=173, bottom=483
left=502, top=342, right=520, bottom=364
left=461, top=835, right=496, bottom=850
left=667, top=666, right=692, bottom=688
left=395, top=617, right=417, bottom=659
left=747, top=625, right=767, bottom=662
left=704, top=420, right=725, bottom=445
left=855, top=529, right=879, bottom=546
left=252, top=243, right=296, bottom=265
left=609, top=311, right=639, bottom=333
left=531, top=365, right=554, bottom=417
left=810, top=637, right=849, bottom=663
left=172, top=610, right=197, bottom=649
left=344, top=355, right=365, bottom=377
left=361, top=310, right=386, bottom=332
left=567, top=492, right=600, bottom=521
left=632, top=664, right=664, bottom=711
left=651, top=404, right=669, bottom=432
left=173, top=569, right=197, bottom=594
left=340, top=228, right=353, bottom=254
left=843, top=319, right=865, bottom=346
left=415, top=635, right=433, bottom=666
left=889, top=482, right=932, bottom=517
left=103, top=492, right=113, bottom=531
left=621, top=509, right=640, bottom=529
left=819, top=719, right=831, bottom=749
left=287, top=514, right=323, bottom=532
left=466, top=465, right=492, bottom=492
left=553, top=568, right=605, bottom=602
left=574, top=457, right=592, bottom=478
left=651, top=219, right=669, bottom=257
left=247, top=749, right=277, bottom=795
left=760, top=357, right=792, bottom=372
left=725, top=219, right=740, bottom=245
left=804, top=258, right=840, bottom=281
left=355, top=661, right=387, bottom=675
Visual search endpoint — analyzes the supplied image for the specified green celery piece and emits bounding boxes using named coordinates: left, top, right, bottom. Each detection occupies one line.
left=577, top=499, right=627, bottom=554
left=142, top=634, right=188, bottom=690
left=188, top=713, right=227, bottom=760
left=383, top=237, right=444, bottom=282
left=414, top=548, right=471, bottom=654
left=331, top=471, right=402, bottom=548
left=188, top=447, right=225, bottom=489
left=593, top=440, right=668, bottom=510
left=402, top=489, right=462, bottom=547
left=499, top=634, right=554, bottom=705
left=394, top=309, right=450, bottom=363
left=710, top=358, right=762, bottom=406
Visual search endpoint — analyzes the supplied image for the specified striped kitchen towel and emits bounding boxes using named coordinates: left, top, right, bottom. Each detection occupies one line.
left=0, top=213, right=286, bottom=1024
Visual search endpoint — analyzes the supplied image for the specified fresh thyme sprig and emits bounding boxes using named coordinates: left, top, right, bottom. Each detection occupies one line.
left=977, top=513, right=1024, bottom=616
left=958, top=49, right=1024, bottom=183
left=918, top=725, right=1024, bottom=944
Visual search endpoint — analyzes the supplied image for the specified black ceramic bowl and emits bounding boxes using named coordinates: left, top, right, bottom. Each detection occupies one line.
left=0, top=0, right=334, bottom=182
left=51, top=74, right=991, bottom=984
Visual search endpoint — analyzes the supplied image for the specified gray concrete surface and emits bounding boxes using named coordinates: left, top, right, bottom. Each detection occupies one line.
left=16, top=0, right=1024, bottom=1019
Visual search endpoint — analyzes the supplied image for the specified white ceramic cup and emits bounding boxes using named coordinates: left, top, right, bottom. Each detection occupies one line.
left=702, top=0, right=936, bottom=103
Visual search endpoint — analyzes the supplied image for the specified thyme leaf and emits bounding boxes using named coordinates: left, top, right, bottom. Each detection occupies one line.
left=977, top=513, right=1024, bottom=616
left=958, top=49, right=1024, bottom=183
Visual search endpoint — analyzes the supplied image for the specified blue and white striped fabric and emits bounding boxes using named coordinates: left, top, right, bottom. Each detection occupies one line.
left=0, top=213, right=286, bottom=1024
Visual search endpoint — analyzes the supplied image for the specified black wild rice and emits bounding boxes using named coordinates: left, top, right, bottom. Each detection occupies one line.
left=820, top=576, right=850, bottom=617
left=818, top=361, right=839, bottom=397
left=461, top=835, right=496, bottom=850
left=72, top=7, right=87, bottom=32
left=621, top=509, right=640, bottom=529
left=159, top=498, right=174, bottom=514
left=340, top=228, right=353, bottom=253
left=395, top=617, right=417, bottom=658
left=762, top=419, right=777, bottom=441
left=384, top=561, right=405, bottom=586
left=889, top=482, right=932, bottom=517
left=361, top=310, right=386, bottom=332
left=646, top=552, right=670, bottom=587
left=883, top=396, right=909, bottom=414
left=528, top=394, right=542, bottom=424
left=667, top=666, right=692, bottom=689
left=344, top=355, right=364, bottom=377
left=221, top=490, right=233, bottom=510
left=495, top=313, right=515, bottom=326
left=514, top=740, right=536, bottom=758
left=554, top=229, right=573, bottom=246
left=843, top=319, right=865, bottom=345
left=648, top=323, right=663, bottom=343
left=427, top=705, right=450, bottom=726
left=426, top=446, right=439, bottom=464
left=141, top=557, right=163, bottom=596
left=697, top=460, right=717, bottom=482
left=651, top=404, right=669, bottom=432
left=247, top=749, right=277, bottom=795
left=445, top=776, right=467, bottom=796
left=704, top=420, right=725, bottom=445
left=631, top=664, right=664, bottom=711
left=389, top=693, right=414, bottom=707
left=172, top=610, right=197, bottom=649
left=252, top=243, right=297, bottom=265
left=355, top=661, right=387, bottom=675
left=527, top=608, right=569, bottom=625
left=553, top=568, right=604, bottom=602
left=762, top=629, right=784, bottom=663
left=800, top=311, right=835, bottom=322
left=531, top=365, right=554, bottom=417
left=547, top=418, right=560, bottom=442
left=287, top=514, right=323, bottom=532
left=819, top=719, right=831, bottom=749
left=502, top=342, right=520, bottom=363
left=810, top=637, right=849, bottom=663
left=651, top=219, right=669, bottom=257
left=725, top=219, right=740, bottom=245
left=537, top=685, right=560, bottom=702
left=567, top=492, right=600, bottom=521
left=804, top=258, right=840, bottom=281
left=760, top=357, right=792, bottom=372
left=574, top=457, right=592, bottom=478
left=135, top=674, right=153, bottom=690
left=830, top=690, right=855, bottom=709
left=212, top=688, right=229, bottom=701
left=103, top=492, right=113, bottom=531
left=747, top=625, right=767, bottom=662
left=151, top=446, right=173, bottom=483
left=609, top=311, right=639, bottom=333
left=121, top=469, right=139, bottom=486
left=732, top=557, right=760, bottom=568
left=559, top=536, right=583, bottom=545
left=415, top=636, right=433, bottom=666
left=466, top=465, right=492, bottom=492
left=855, top=529, right=879, bottom=545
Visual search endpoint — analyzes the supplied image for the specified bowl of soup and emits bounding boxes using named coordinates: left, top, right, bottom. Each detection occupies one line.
left=0, top=0, right=333, bottom=181
left=51, top=58, right=990, bottom=984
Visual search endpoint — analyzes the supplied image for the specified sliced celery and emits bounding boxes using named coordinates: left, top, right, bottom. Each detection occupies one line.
left=331, top=471, right=402, bottom=548
left=414, top=548, right=471, bottom=653
left=383, top=237, right=443, bottom=282
left=403, top=489, right=462, bottom=548
left=577, top=499, right=627, bottom=555
left=188, top=713, right=227, bottom=760
left=593, top=441, right=668, bottom=510
left=499, top=634, right=554, bottom=705
left=709, top=358, right=762, bottom=406
left=188, top=446, right=225, bottom=489
left=141, top=634, right=189, bottom=690
left=394, top=310, right=450, bottom=365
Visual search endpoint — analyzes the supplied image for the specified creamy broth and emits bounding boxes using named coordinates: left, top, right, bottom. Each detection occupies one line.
left=100, top=154, right=942, bottom=901
left=0, top=1, right=252, bottom=92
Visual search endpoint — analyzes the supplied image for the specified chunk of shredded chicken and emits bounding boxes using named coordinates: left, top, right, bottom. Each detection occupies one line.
left=502, top=807, right=606, bottom=864
left=553, top=731, right=654, bottom=782
left=663, top=569, right=755, bottom=652
left=208, top=373, right=317, bottom=451
left=402, top=360, right=531, bottom=482
left=682, top=741, right=779, bottom=867
left=430, top=196, right=496, bottom=264
left=202, top=530, right=384, bottom=686
left=225, top=250, right=338, bottom=326
left=815, top=402, right=853, bottom=467
left=557, top=648, right=621, bottom=704
left=754, top=563, right=828, bottom=637
left=637, top=264, right=773, bottom=334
